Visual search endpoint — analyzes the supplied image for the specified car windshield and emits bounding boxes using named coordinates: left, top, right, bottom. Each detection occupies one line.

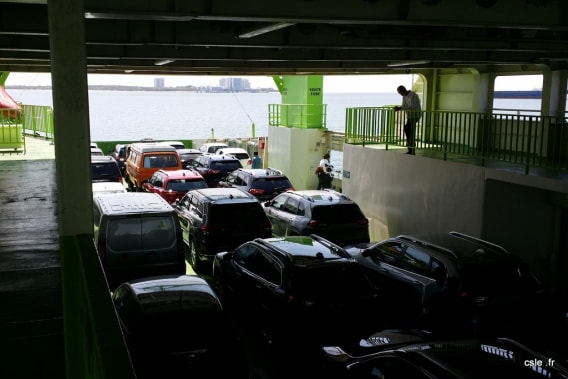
left=143, top=154, right=179, bottom=168
left=137, top=309, right=233, bottom=352
left=252, top=178, right=292, bottom=190
left=291, top=265, right=375, bottom=301
left=232, top=153, right=249, bottom=160
left=208, top=203, right=266, bottom=224
left=459, top=262, right=540, bottom=296
left=210, top=160, right=241, bottom=171
left=165, top=179, right=207, bottom=192
left=311, top=204, right=365, bottom=224
left=107, top=216, right=176, bottom=252
left=92, top=162, right=120, bottom=181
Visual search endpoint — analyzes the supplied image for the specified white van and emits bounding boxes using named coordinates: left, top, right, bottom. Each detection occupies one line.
left=93, top=192, right=186, bottom=289
left=216, top=147, right=251, bottom=168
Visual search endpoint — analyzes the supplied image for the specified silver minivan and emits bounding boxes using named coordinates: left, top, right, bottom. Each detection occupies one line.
left=93, top=192, right=186, bottom=289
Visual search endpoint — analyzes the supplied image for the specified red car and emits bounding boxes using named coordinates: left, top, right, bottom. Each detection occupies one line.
left=142, top=169, right=208, bottom=204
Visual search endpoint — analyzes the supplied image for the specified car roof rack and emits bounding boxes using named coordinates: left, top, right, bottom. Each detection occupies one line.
left=398, top=235, right=459, bottom=259
left=309, top=234, right=351, bottom=258
left=253, top=238, right=293, bottom=260
left=265, top=167, right=283, bottom=176
left=448, top=231, right=509, bottom=254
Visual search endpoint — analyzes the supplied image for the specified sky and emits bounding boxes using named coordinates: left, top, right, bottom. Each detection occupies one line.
left=4, top=72, right=544, bottom=92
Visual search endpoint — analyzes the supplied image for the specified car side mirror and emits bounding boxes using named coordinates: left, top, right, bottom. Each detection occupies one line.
left=361, top=249, right=371, bottom=258
left=264, top=201, right=271, bottom=207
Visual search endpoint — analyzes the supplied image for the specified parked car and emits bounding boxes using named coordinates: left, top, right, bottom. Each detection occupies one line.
left=112, top=275, right=249, bottom=379
left=124, top=142, right=183, bottom=191
left=91, top=155, right=123, bottom=183
left=173, top=187, right=272, bottom=272
left=321, top=330, right=568, bottom=379
left=212, top=235, right=380, bottom=345
left=92, top=192, right=186, bottom=289
left=141, top=169, right=207, bottom=204
left=110, top=143, right=127, bottom=176
left=91, top=182, right=127, bottom=196
left=160, top=140, right=185, bottom=150
left=177, top=148, right=203, bottom=168
left=198, top=142, right=228, bottom=154
left=90, top=147, right=104, bottom=156
left=188, top=154, right=242, bottom=187
left=263, top=189, right=370, bottom=247
left=345, top=231, right=546, bottom=334
left=216, top=147, right=252, bottom=168
left=218, top=167, right=295, bottom=201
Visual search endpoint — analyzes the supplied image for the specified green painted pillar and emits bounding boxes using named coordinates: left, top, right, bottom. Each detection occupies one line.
left=273, top=75, right=325, bottom=129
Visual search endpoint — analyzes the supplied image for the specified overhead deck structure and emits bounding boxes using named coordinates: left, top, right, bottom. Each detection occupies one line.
left=1, top=1, right=568, bottom=378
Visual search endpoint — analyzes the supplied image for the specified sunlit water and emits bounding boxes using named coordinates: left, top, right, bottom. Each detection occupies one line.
left=9, top=88, right=543, bottom=173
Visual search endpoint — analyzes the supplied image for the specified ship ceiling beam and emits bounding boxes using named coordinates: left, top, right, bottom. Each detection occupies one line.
left=1, top=0, right=568, bottom=75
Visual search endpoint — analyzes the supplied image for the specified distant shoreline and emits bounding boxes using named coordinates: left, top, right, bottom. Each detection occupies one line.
left=5, top=84, right=278, bottom=93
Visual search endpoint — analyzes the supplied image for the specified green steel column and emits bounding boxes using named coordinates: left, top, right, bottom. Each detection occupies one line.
left=272, top=75, right=325, bottom=129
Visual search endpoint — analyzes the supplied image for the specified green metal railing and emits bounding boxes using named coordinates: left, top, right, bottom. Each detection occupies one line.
left=22, top=104, right=54, bottom=139
left=0, top=108, right=24, bottom=152
left=0, top=104, right=54, bottom=154
left=268, top=103, right=327, bottom=128
left=345, top=106, right=568, bottom=174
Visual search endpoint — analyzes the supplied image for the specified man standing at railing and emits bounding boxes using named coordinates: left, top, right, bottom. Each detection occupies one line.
left=394, top=85, right=421, bottom=155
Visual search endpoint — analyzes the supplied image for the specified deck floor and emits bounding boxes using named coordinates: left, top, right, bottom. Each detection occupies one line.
left=0, top=141, right=65, bottom=378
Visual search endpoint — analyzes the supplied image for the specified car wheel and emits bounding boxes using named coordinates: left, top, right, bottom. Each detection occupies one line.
left=188, top=238, right=203, bottom=273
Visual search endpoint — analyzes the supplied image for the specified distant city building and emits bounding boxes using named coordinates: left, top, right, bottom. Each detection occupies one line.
left=154, top=78, right=165, bottom=88
left=219, top=77, right=250, bottom=91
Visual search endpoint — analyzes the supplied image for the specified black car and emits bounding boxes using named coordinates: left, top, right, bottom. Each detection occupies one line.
left=90, top=155, right=123, bottom=183
left=212, top=235, right=381, bottom=346
left=112, top=275, right=249, bottom=379
left=321, top=330, right=568, bottom=379
left=345, top=231, right=546, bottom=334
left=176, top=148, right=202, bottom=168
left=188, top=154, right=242, bottom=187
left=110, top=143, right=127, bottom=176
left=263, top=189, right=370, bottom=247
left=172, top=187, right=272, bottom=272
left=218, top=167, right=295, bottom=201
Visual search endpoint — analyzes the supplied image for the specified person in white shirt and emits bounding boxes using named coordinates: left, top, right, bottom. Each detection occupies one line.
left=316, top=152, right=333, bottom=190
left=394, top=85, right=422, bottom=155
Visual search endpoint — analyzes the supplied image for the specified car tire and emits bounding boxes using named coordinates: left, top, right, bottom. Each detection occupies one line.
left=188, top=238, right=204, bottom=273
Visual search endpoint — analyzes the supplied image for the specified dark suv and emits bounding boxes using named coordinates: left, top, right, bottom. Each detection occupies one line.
left=345, top=231, right=546, bottom=334
left=263, top=189, right=370, bottom=247
left=188, top=154, right=242, bottom=187
left=218, top=168, right=295, bottom=201
left=172, top=187, right=272, bottom=272
left=110, top=143, right=127, bottom=176
left=212, top=235, right=380, bottom=345
left=91, top=155, right=123, bottom=183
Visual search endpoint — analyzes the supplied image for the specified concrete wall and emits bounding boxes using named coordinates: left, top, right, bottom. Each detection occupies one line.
left=342, top=144, right=485, bottom=241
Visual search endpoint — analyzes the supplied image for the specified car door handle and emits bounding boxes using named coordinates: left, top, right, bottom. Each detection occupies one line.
left=411, top=280, right=422, bottom=286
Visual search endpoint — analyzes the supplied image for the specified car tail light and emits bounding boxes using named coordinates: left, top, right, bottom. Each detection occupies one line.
left=357, top=218, right=369, bottom=225
left=117, top=176, right=123, bottom=183
left=308, top=219, right=327, bottom=227
left=207, top=169, right=221, bottom=175
left=249, top=188, right=264, bottom=196
left=259, top=220, right=272, bottom=230
left=201, top=224, right=223, bottom=234
left=247, top=159, right=252, bottom=166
